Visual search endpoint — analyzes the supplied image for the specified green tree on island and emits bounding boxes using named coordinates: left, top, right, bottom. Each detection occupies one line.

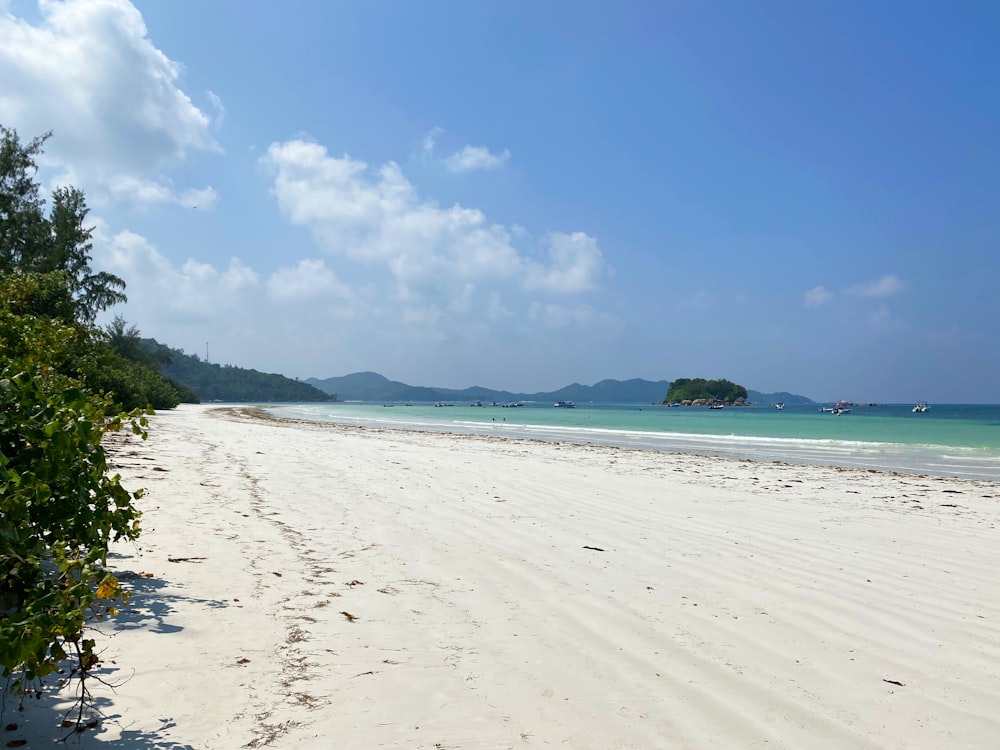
left=663, top=378, right=749, bottom=404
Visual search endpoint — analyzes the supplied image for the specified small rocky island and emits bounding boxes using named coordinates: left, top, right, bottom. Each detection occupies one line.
left=661, top=378, right=750, bottom=407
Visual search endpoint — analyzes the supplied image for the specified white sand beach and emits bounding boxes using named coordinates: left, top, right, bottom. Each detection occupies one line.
left=7, top=403, right=1000, bottom=749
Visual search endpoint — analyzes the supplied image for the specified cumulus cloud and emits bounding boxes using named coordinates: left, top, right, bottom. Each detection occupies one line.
left=846, top=274, right=903, bottom=298
left=444, top=145, right=511, bottom=172
left=524, top=232, right=606, bottom=294
left=94, top=225, right=259, bottom=320
left=92, top=225, right=361, bottom=336
left=90, top=218, right=614, bottom=383
left=266, top=259, right=353, bottom=301
left=102, top=175, right=219, bottom=209
left=804, top=285, right=834, bottom=307
left=0, top=0, right=218, bottom=203
left=261, top=139, right=607, bottom=302
left=421, top=128, right=510, bottom=172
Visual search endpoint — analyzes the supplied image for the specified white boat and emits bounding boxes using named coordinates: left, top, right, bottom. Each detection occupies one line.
left=913, top=402, right=929, bottom=413
left=554, top=400, right=576, bottom=408
left=824, top=400, right=852, bottom=414
left=772, top=403, right=784, bottom=410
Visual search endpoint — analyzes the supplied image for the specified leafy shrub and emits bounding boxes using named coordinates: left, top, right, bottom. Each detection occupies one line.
left=0, top=309, right=147, bottom=694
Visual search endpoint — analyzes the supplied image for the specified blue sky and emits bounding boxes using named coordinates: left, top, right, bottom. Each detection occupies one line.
left=2, top=1, right=997, bottom=402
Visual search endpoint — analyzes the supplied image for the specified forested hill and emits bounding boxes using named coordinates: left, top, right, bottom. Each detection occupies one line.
left=143, top=339, right=337, bottom=402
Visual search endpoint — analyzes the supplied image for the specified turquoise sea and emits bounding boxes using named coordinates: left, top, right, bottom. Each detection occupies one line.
left=266, top=402, right=1000, bottom=481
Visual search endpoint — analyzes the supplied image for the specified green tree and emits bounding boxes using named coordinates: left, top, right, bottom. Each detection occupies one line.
left=0, top=126, right=126, bottom=322
left=45, top=185, right=126, bottom=321
left=105, top=314, right=145, bottom=363
left=0, top=127, right=49, bottom=275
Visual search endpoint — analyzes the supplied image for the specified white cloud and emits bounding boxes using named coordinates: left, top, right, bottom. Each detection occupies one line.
left=101, top=175, right=219, bottom=209
left=94, top=226, right=258, bottom=320
left=805, top=276, right=902, bottom=308
left=524, top=232, right=607, bottom=294
left=91, top=226, right=367, bottom=357
left=847, top=274, right=903, bottom=298
left=181, top=186, right=219, bottom=210
left=528, top=302, right=598, bottom=329
left=262, top=139, right=607, bottom=302
left=444, top=145, right=511, bottom=173
left=804, top=285, right=833, bottom=307
left=422, top=126, right=443, bottom=153
left=89, top=220, right=615, bottom=382
left=206, top=89, right=225, bottom=129
left=267, top=259, right=353, bottom=301
left=0, top=0, right=218, bottom=203
left=420, top=128, right=509, bottom=173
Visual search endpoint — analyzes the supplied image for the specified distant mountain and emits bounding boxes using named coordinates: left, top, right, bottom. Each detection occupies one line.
left=306, top=371, right=514, bottom=402
left=539, top=378, right=673, bottom=403
left=143, top=339, right=337, bottom=403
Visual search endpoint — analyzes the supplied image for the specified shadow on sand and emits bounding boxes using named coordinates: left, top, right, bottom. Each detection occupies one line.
left=1, top=556, right=231, bottom=748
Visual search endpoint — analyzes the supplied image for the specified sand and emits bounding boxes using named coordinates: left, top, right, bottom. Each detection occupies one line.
left=5, top=403, right=1000, bottom=749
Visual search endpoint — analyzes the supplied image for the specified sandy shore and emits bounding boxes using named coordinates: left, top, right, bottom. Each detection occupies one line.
left=7, top=403, right=1000, bottom=749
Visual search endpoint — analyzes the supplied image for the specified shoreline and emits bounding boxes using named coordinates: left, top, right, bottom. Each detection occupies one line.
left=255, top=404, right=1000, bottom=482
left=7, top=403, right=1000, bottom=748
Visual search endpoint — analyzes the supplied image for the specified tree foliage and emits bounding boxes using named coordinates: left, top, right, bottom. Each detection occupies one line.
left=0, top=126, right=172, bottom=711
left=663, top=378, right=748, bottom=404
left=148, top=339, right=336, bottom=402
left=0, top=274, right=194, bottom=412
left=0, top=126, right=125, bottom=322
left=0, top=302, right=147, bottom=696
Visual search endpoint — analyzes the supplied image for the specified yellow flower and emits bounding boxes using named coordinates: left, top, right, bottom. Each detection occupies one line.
left=96, top=577, right=119, bottom=599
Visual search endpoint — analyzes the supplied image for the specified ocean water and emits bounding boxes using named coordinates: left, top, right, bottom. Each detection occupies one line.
left=266, top=402, right=1000, bottom=481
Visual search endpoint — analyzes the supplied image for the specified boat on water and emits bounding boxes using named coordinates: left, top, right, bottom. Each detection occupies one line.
left=772, top=403, right=784, bottom=410
left=913, top=402, right=929, bottom=413
left=823, top=400, right=852, bottom=415
left=554, top=400, right=576, bottom=408
left=708, top=404, right=724, bottom=410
